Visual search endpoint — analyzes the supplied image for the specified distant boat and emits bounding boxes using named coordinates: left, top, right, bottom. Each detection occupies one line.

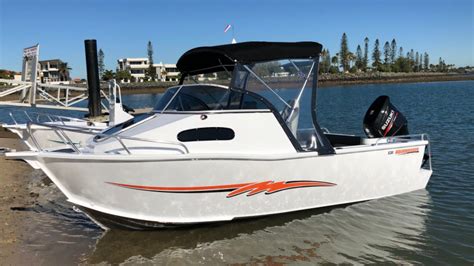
left=7, top=42, right=432, bottom=230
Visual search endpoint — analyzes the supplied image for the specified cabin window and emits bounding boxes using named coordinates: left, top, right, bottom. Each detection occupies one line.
left=177, top=127, right=235, bottom=142
left=154, top=84, right=271, bottom=112
left=154, top=85, right=230, bottom=111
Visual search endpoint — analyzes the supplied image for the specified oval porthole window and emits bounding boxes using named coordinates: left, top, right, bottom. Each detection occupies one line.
left=177, top=127, right=235, bottom=142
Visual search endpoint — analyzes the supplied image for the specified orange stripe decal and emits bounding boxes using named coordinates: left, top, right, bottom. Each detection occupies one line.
left=106, top=182, right=252, bottom=192
left=107, top=180, right=336, bottom=197
left=395, top=147, right=419, bottom=155
left=226, top=181, right=335, bottom=197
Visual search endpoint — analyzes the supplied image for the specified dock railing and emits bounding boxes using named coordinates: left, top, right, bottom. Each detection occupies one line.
left=0, top=78, right=120, bottom=112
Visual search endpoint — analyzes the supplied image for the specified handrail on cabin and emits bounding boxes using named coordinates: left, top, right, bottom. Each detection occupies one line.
left=25, top=122, right=189, bottom=155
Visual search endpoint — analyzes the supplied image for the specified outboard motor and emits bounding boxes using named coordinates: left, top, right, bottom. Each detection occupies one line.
left=363, top=95, right=409, bottom=138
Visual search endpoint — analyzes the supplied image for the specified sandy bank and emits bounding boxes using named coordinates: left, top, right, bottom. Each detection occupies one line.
left=0, top=137, right=36, bottom=263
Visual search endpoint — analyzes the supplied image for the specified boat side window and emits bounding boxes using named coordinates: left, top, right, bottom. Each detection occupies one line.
left=177, top=127, right=235, bottom=142
left=94, top=113, right=152, bottom=140
left=154, top=85, right=230, bottom=111
left=154, top=84, right=270, bottom=112
left=227, top=91, right=269, bottom=110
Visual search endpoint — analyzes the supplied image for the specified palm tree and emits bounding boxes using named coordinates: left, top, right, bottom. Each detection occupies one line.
left=347, top=52, right=356, bottom=69
left=58, top=62, right=71, bottom=81
left=320, top=49, right=328, bottom=58
left=331, top=55, right=339, bottom=68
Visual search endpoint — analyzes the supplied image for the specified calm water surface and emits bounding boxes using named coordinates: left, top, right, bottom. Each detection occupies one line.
left=0, top=80, right=472, bottom=264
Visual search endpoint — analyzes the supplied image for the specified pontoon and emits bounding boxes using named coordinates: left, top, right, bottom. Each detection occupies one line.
left=7, top=42, right=432, bottom=229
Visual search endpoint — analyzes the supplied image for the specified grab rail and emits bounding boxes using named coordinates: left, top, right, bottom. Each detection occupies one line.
left=26, top=122, right=189, bottom=155
left=373, top=134, right=429, bottom=146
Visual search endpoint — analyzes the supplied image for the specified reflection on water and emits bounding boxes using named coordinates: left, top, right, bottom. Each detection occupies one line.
left=87, top=191, right=432, bottom=265
left=8, top=170, right=101, bottom=265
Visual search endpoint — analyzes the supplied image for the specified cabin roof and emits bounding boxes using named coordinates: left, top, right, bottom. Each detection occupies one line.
left=176, top=41, right=323, bottom=75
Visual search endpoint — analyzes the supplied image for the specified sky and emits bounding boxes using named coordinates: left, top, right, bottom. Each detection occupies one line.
left=0, top=0, right=473, bottom=78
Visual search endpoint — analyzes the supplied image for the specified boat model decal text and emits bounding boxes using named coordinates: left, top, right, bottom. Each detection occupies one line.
left=106, top=180, right=336, bottom=198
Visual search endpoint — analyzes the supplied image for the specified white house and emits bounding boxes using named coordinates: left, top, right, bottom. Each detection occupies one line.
left=117, top=58, right=180, bottom=82
left=39, top=59, right=70, bottom=84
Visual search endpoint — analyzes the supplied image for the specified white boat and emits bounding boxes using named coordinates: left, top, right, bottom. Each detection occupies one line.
left=7, top=42, right=432, bottom=229
left=1, top=80, right=133, bottom=156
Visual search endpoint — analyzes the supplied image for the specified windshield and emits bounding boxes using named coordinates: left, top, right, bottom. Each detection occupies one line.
left=232, top=59, right=315, bottom=133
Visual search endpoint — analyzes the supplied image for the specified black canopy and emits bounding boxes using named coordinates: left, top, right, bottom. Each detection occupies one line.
left=176, top=41, right=323, bottom=75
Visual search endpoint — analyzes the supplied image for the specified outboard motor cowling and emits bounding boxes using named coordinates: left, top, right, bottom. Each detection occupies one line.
left=363, top=95, right=409, bottom=138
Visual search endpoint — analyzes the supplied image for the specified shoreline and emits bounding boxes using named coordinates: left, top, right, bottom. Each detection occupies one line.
left=317, top=73, right=474, bottom=88
left=119, top=73, right=474, bottom=95
left=0, top=73, right=472, bottom=100
left=0, top=135, right=35, bottom=264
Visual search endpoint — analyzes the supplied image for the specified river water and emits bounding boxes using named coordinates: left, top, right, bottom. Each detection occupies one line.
left=0, top=80, right=472, bottom=264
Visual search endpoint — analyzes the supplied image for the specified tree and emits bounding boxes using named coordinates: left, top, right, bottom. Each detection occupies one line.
left=383, top=41, right=391, bottom=65
left=331, top=55, right=339, bottom=68
left=423, top=52, right=429, bottom=71
left=363, top=37, right=369, bottom=71
left=355, top=45, right=364, bottom=70
left=98, top=49, right=105, bottom=80
left=253, top=61, right=281, bottom=77
left=409, top=49, right=415, bottom=62
left=146, top=41, right=157, bottom=81
left=408, top=49, right=415, bottom=71
left=392, top=57, right=412, bottom=73
left=102, top=70, right=115, bottom=81
left=438, top=57, right=446, bottom=72
left=399, top=47, right=404, bottom=58
left=0, top=70, right=15, bottom=79
left=347, top=52, right=356, bottom=69
left=330, top=55, right=339, bottom=73
left=319, top=49, right=331, bottom=74
left=415, top=52, right=420, bottom=72
left=372, top=39, right=382, bottom=70
left=116, top=70, right=132, bottom=82
left=58, top=62, right=71, bottom=81
left=339, top=33, right=350, bottom=72
left=390, top=39, right=397, bottom=64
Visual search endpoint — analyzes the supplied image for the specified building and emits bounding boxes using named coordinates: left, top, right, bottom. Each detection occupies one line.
left=39, top=59, right=71, bottom=84
left=117, top=58, right=180, bottom=82
left=155, top=62, right=180, bottom=82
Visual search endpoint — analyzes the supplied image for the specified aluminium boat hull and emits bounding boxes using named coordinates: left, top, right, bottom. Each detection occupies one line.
left=9, top=141, right=431, bottom=229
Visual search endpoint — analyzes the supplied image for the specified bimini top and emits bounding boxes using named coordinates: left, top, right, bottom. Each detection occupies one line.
left=177, top=41, right=323, bottom=75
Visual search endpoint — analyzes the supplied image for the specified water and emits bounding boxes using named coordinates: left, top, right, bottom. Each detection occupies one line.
left=1, top=80, right=473, bottom=264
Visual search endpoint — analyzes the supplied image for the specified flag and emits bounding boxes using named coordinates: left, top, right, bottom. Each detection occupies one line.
left=224, top=24, right=232, bottom=33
